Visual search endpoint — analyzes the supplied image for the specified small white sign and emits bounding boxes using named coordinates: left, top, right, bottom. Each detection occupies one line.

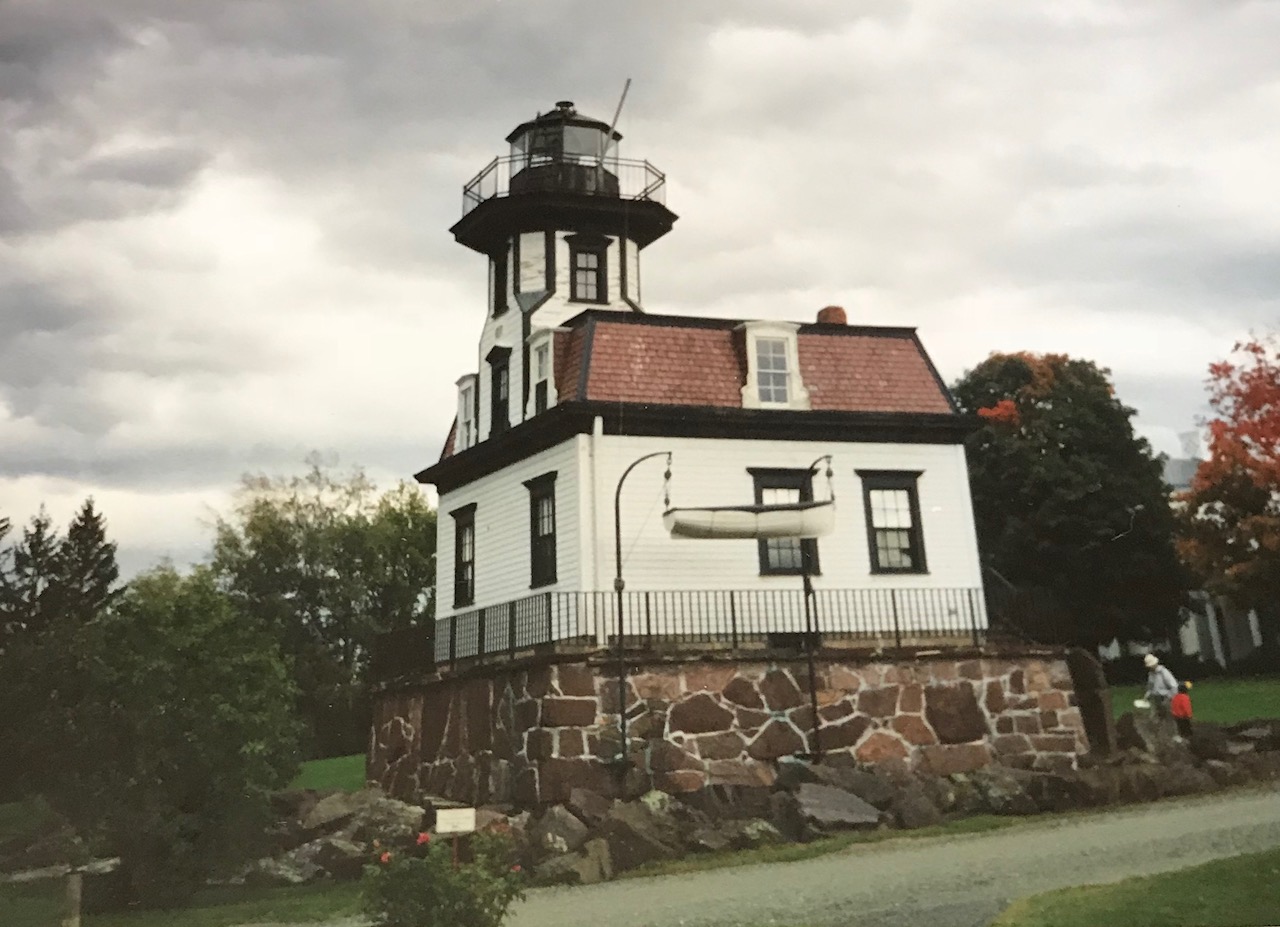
left=435, top=808, right=477, bottom=835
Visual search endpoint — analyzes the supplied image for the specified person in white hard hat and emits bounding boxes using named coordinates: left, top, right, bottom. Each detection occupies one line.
left=1143, top=653, right=1178, bottom=718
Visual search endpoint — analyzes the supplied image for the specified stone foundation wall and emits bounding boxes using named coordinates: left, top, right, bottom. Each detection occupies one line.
left=369, top=652, right=1087, bottom=807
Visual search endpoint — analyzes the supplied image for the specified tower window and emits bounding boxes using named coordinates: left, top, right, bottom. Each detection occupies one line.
left=451, top=504, right=476, bottom=608
left=487, top=347, right=511, bottom=436
left=570, top=243, right=607, bottom=303
left=756, top=338, right=789, bottom=404
left=858, top=471, right=927, bottom=574
left=525, top=473, right=557, bottom=588
left=491, top=251, right=508, bottom=317
left=749, top=468, right=820, bottom=576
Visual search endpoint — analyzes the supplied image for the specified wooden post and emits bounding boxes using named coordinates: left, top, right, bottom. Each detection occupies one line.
left=62, top=870, right=82, bottom=927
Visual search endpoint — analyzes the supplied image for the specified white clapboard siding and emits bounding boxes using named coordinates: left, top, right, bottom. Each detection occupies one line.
left=581, top=434, right=986, bottom=638
left=436, top=438, right=581, bottom=620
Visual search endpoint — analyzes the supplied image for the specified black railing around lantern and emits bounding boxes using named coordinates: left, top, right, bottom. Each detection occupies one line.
left=408, top=586, right=986, bottom=675
left=461, top=155, right=667, bottom=217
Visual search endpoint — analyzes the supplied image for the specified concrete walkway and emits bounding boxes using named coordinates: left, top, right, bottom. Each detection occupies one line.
left=509, top=785, right=1280, bottom=927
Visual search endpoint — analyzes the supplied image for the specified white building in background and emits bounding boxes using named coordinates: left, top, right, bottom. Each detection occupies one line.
left=415, top=101, right=988, bottom=661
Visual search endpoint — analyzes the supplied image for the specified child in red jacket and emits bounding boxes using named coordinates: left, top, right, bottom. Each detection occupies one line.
left=1171, top=682, right=1193, bottom=740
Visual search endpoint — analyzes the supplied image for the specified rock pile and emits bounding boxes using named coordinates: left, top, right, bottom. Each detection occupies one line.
left=239, top=712, right=1280, bottom=888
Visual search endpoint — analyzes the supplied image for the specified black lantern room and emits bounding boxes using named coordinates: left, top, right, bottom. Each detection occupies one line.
left=450, top=100, right=677, bottom=255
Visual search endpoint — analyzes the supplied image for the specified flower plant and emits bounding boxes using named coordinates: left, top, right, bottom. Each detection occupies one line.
left=361, top=829, right=525, bottom=927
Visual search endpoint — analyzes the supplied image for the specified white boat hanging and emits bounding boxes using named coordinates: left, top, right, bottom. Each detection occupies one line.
left=662, top=455, right=836, bottom=541
left=663, top=500, right=834, bottom=539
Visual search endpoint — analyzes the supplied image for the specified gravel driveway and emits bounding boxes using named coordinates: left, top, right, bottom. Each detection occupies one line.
left=243, top=785, right=1280, bottom=927
left=511, top=785, right=1280, bottom=927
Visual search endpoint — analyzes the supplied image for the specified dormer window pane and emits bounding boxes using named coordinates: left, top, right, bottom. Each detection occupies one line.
left=756, top=338, right=789, bottom=403
left=460, top=384, right=474, bottom=447
left=535, top=344, right=549, bottom=380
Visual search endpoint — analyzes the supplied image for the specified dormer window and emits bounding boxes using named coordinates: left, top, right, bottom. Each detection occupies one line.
left=740, top=321, right=810, bottom=410
left=756, top=338, right=789, bottom=404
left=457, top=375, right=477, bottom=450
left=526, top=329, right=561, bottom=419
left=534, top=342, right=550, bottom=414
left=568, top=234, right=608, bottom=303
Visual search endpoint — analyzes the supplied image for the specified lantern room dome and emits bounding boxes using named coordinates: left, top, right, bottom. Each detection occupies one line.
left=506, top=101, right=622, bottom=163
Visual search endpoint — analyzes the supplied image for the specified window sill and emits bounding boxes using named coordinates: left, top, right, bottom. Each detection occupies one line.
left=530, top=578, right=558, bottom=590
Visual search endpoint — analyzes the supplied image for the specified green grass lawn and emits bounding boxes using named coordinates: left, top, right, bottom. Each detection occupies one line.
left=288, top=753, right=367, bottom=792
left=990, top=845, right=1280, bottom=927
left=1110, top=675, right=1280, bottom=725
left=0, top=879, right=362, bottom=927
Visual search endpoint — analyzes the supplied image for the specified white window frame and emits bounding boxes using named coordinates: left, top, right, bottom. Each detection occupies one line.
left=739, top=320, right=810, bottom=410
left=525, top=329, right=562, bottom=419
left=456, top=373, right=477, bottom=451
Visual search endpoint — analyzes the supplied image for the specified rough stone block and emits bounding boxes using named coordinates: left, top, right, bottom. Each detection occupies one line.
left=526, top=729, right=555, bottom=762
left=985, top=681, right=1007, bottom=713
left=822, top=715, right=871, bottom=750
left=567, top=787, right=614, bottom=828
left=899, top=684, right=924, bottom=713
left=1037, top=691, right=1068, bottom=711
left=695, top=731, right=746, bottom=760
left=1013, top=714, right=1042, bottom=735
left=819, top=699, right=855, bottom=723
left=735, top=707, right=771, bottom=732
left=540, top=758, right=616, bottom=804
left=723, top=676, right=764, bottom=708
left=829, top=664, right=865, bottom=692
left=649, top=739, right=702, bottom=773
left=513, top=699, right=539, bottom=732
left=556, top=664, right=597, bottom=698
left=855, top=730, right=910, bottom=764
left=794, top=783, right=881, bottom=830
left=993, top=734, right=1034, bottom=755
left=633, top=671, right=682, bottom=701
left=924, top=684, right=988, bottom=744
left=530, top=805, right=590, bottom=859
left=705, top=759, right=777, bottom=788
left=748, top=719, right=806, bottom=760
left=957, top=660, right=983, bottom=680
left=541, top=697, right=597, bottom=728
left=858, top=686, right=901, bottom=718
left=760, top=669, right=805, bottom=711
left=558, top=729, right=585, bottom=757
left=892, top=785, right=944, bottom=829
left=656, top=770, right=706, bottom=792
left=684, top=664, right=737, bottom=693
left=917, top=743, right=992, bottom=777
left=669, top=692, right=735, bottom=734
left=891, top=715, right=937, bottom=746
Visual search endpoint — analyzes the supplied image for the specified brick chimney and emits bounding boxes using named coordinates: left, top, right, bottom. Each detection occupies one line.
left=816, top=305, right=847, bottom=325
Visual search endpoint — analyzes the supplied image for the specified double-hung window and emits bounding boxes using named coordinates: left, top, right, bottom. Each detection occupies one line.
left=533, top=342, right=550, bottom=415
left=858, top=471, right=927, bottom=574
left=458, top=379, right=476, bottom=450
left=749, top=468, right=820, bottom=575
left=568, top=236, right=607, bottom=303
left=451, top=504, right=476, bottom=608
left=525, top=473, right=557, bottom=587
left=756, top=337, right=789, bottom=404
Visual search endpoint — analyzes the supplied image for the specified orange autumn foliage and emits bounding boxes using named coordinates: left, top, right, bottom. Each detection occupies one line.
left=977, top=398, right=1021, bottom=426
left=1179, top=333, right=1280, bottom=604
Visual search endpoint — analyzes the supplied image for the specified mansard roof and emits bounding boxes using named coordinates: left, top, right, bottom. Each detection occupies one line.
left=428, top=309, right=964, bottom=478
left=551, top=310, right=956, bottom=414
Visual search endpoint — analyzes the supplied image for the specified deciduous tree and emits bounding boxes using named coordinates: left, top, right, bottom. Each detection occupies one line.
left=212, top=458, right=437, bottom=756
left=954, top=352, right=1188, bottom=648
left=1178, top=334, right=1280, bottom=643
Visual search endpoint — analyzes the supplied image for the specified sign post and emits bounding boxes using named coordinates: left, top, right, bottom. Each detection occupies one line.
left=433, top=807, right=477, bottom=870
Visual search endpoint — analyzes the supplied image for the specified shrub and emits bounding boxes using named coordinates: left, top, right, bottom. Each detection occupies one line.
left=362, top=831, right=524, bottom=927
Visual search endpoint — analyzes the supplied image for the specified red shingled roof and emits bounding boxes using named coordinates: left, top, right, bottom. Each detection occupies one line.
left=566, top=314, right=954, bottom=414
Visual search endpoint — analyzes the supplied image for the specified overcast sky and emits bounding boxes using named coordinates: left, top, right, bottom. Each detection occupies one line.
left=3, top=0, right=1278, bottom=576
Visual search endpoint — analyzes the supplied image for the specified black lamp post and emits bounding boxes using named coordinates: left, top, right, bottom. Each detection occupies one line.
left=802, top=455, right=833, bottom=761
left=612, top=450, right=672, bottom=768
